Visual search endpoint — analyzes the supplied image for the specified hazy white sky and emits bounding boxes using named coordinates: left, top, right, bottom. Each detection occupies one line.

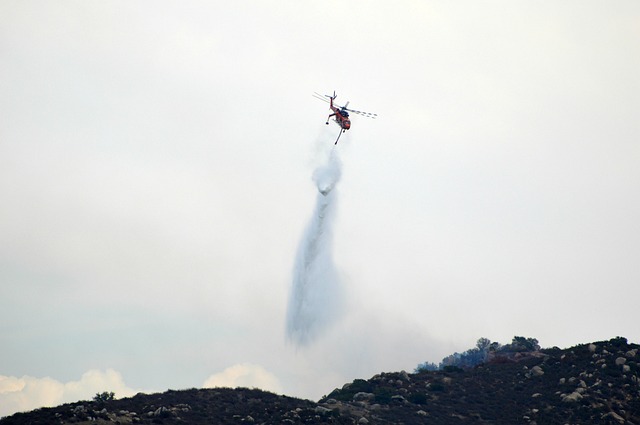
left=1, top=0, right=639, bottom=417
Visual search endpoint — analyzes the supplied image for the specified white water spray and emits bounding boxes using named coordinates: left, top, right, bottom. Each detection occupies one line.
left=286, top=148, right=344, bottom=346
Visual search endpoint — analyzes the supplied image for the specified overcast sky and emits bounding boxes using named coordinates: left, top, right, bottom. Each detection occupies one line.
left=1, top=0, right=639, bottom=417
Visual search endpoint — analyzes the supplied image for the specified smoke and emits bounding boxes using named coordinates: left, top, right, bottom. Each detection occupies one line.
left=0, top=369, right=139, bottom=417
left=202, top=363, right=282, bottom=393
left=286, top=148, right=345, bottom=346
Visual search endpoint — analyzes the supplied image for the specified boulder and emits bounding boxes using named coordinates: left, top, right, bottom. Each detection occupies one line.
left=315, top=406, right=332, bottom=415
left=530, top=366, right=544, bottom=376
left=603, top=411, right=625, bottom=424
left=562, top=391, right=583, bottom=402
left=353, top=392, right=375, bottom=402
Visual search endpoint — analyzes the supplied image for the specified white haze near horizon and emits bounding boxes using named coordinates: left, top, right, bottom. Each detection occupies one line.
left=2, top=0, right=640, bottom=418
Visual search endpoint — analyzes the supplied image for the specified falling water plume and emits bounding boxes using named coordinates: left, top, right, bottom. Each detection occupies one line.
left=286, top=149, right=344, bottom=346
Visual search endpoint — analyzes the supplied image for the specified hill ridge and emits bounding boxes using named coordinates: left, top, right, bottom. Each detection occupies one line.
left=2, top=337, right=638, bottom=424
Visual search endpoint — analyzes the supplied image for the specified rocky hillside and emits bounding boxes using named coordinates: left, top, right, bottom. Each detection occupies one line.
left=2, top=337, right=638, bottom=424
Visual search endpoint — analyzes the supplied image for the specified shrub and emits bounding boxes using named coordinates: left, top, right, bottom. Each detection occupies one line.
left=408, top=392, right=428, bottom=404
left=414, top=362, right=438, bottom=373
left=442, top=365, right=464, bottom=373
left=428, top=383, right=445, bottom=392
left=374, top=388, right=393, bottom=404
left=348, top=379, right=373, bottom=393
left=93, top=391, right=115, bottom=403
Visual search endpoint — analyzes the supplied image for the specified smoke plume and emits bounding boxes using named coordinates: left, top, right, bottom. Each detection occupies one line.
left=286, top=148, right=344, bottom=346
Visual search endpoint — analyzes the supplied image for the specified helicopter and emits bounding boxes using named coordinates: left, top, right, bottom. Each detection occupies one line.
left=313, top=91, right=377, bottom=144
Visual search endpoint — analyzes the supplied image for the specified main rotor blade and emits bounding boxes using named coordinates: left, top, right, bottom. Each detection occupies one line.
left=313, top=93, right=347, bottom=109
left=312, top=93, right=330, bottom=103
left=313, top=93, right=374, bottom=116
left=346, top=108, right=378, bottom=118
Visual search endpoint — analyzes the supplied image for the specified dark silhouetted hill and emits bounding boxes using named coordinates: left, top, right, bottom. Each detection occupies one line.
left=2, top=337, right=638, bottom=424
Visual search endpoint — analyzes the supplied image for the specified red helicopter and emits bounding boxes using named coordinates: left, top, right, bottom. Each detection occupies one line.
left=313, top=91, right=377, bottom=144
